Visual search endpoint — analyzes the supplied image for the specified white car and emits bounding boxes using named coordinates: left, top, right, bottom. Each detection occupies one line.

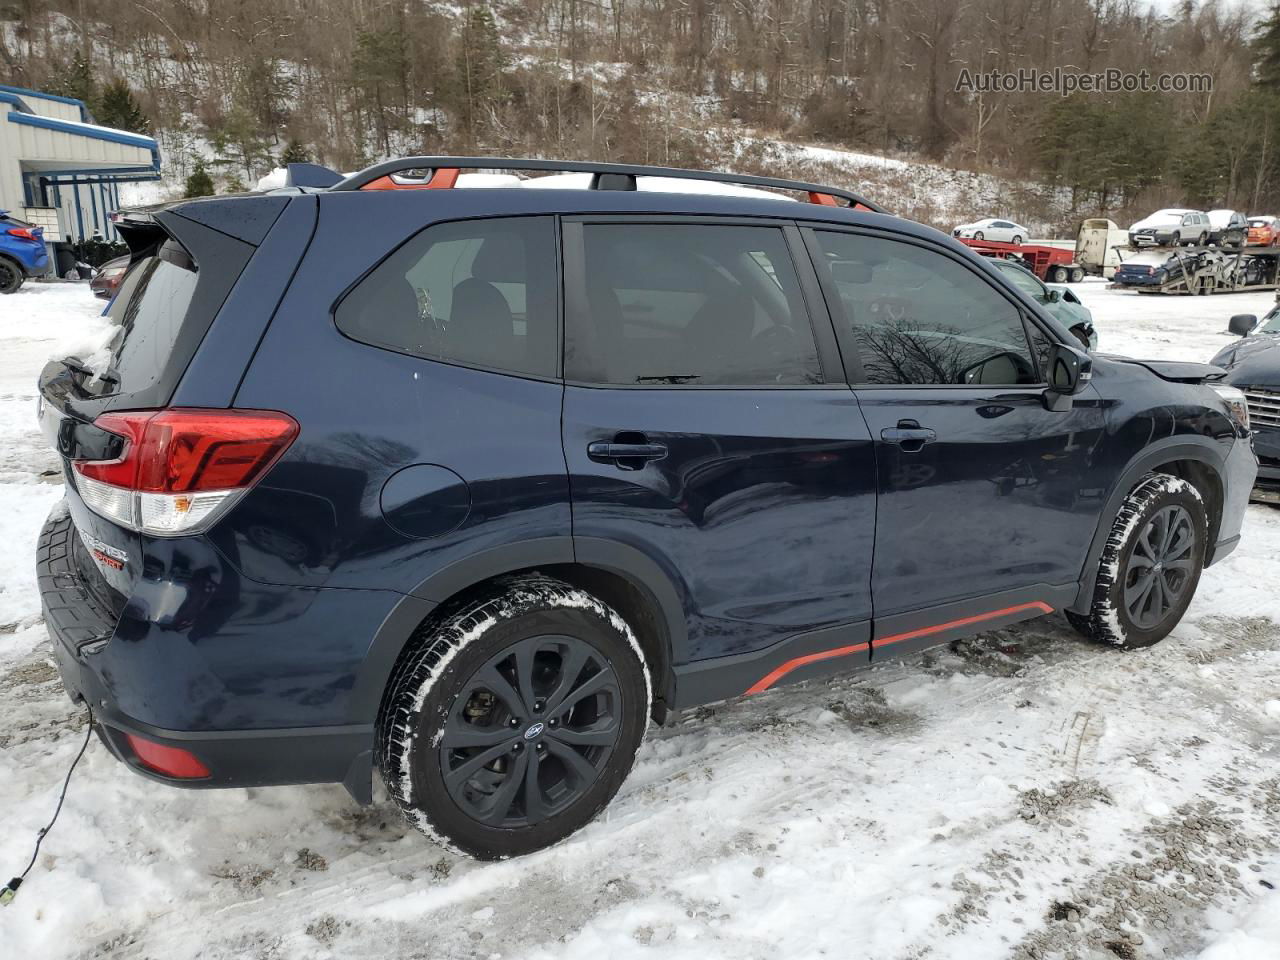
left=952, top=218, right=1028, bottom=244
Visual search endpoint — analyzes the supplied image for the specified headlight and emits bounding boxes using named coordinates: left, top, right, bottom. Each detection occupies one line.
left=1210, top=384, right=1249, bottom=432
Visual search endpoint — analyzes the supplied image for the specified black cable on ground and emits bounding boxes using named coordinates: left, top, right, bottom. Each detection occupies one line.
left=2, top=704, right=94, bottom=906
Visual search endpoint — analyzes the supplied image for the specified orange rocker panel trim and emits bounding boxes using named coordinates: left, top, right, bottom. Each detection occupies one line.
left=745, top=601, right=1054, bottom=695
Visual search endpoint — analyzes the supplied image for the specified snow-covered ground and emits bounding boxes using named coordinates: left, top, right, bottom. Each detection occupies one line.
left=1, top=280, right=1278, bottom=960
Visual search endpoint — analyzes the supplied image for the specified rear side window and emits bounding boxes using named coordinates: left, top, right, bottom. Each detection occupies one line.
left=100, top=241, right=198, bottom=394
left=812, top=230, right=1040, bottom=386
left=336, top=216, right=557, bottom=378
left=566, top=223, right=822, bottom=386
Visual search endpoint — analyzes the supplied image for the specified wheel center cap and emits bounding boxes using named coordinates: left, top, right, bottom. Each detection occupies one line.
left=523, top=721, right=545, bottom=740
left=1153, top=561, right=1164, bottom=573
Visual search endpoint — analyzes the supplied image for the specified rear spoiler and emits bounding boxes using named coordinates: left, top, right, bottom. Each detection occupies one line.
left=284, top=162, right=343, bottom=189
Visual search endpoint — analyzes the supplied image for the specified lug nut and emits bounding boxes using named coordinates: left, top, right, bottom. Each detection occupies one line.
left=509, top=717, right=520, bottom=727
left=512, top=742, right=523, bottom=753
left=548, top=717, right=559, bottom=728
left=534, top=700, right=545, bottom=713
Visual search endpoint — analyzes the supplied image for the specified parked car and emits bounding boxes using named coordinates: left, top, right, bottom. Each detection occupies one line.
left=1246, top=216, right=1280, bottom=247
left=985, top=256, right=1097, bottom=349
left=0, top=209, right=50, bottom=293
left=1208, top=306, right=1280, bottom=502
left=1206, top=209, right=1248, bottom=247
left=1128, top=209, right=1210, bottom=248
left=90, top=254, right=131, bottom=300
left=37, top=158, right=1255, bottom=860
left=952, top=217, right=1028, bottom=244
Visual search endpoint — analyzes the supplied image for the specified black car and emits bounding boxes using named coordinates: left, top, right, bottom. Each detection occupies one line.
left=36, top=156, right=1257, bottom=860
left=1211, top=306, right=1280, bottom=502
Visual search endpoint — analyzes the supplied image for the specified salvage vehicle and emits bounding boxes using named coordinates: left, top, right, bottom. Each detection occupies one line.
left=0, top=209, right=49, bottom=293
left=952, top=217, right=1027, bottom=244
left=38, top=158, right=1256, bottom=859
left=1246, top=216, right=1280, bottom=247
left=1206, top=209, right=1248, bottom=248
left=1128, top=209, right=1209, bottom=248
left=1209, top=307, right=1280, bottom=502
left=985, top=255, right=1097, bottom=349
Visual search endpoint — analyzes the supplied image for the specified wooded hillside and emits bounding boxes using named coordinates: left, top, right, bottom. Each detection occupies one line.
left=3, top=0, right=1279, bottom=229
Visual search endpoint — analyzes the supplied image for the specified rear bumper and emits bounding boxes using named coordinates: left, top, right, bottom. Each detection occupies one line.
left=38, top=513, right=376, bottom=801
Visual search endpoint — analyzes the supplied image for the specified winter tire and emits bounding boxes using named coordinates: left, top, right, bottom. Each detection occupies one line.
left=1170, top=232, right=1181, bottom=247
left=377, top=575, right=651, bottom=859
left=1049, top=265, right=1068, bottom=283
left=1065, top=474, right=1206, bottom=649
left=1070, top=267, right=1085, bottom=283
left=0, top=258, right=22, bottom=294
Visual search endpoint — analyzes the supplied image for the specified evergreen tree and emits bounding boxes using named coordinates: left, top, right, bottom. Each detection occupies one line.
left=96, top=79, right=150, bottom=134
left=184, top=159, right=215, bottom=198
left=280, top=139, right=311, bottom=165
left=1256, top=3, right=1280, bottom=90
left=224, top=172, right=247, bottom=194
left=48, top=50, right=95, bottom=106
left=452, top=4, right=506, bottom=143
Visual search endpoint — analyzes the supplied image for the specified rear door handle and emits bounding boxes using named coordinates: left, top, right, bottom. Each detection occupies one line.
left=587, top=441, right=668, bottom=468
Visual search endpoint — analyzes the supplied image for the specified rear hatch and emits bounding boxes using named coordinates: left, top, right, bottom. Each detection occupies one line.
left=38, top=205, right=262, bottom=619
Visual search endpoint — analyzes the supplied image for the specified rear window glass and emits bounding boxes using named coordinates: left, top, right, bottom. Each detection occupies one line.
left=335, top=216, right=558, bottom=378
left=97, top=241, right=198, bottom=394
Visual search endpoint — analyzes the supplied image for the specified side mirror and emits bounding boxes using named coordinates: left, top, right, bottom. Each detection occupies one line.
left=1228, top=314, right=1258, bottom=337
left=1043, top=341, right=1092, bottom=412
left=1045, top=289, right=1062, bottom=303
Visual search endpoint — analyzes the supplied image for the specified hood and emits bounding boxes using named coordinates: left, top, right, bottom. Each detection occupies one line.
left=1212, top=334, right=1280, bottom=387
left=1130, top=213, right=1184, bottom=231
left=1098, top=355, right=1226, bottom=383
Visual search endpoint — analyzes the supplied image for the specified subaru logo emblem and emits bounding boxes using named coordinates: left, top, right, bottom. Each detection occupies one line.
left=523, top=722, right=545, bottom=740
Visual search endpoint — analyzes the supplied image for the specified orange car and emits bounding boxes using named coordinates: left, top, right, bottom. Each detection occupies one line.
left=1246, top=216, right=1280, bottom=246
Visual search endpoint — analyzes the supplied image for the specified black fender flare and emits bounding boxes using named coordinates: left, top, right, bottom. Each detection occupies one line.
left=1071, top=436, right=1227, bottom=612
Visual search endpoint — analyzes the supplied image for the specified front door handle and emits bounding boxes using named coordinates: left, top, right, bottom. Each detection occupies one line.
left=587, top=440, right=668, bottom=469
left=881, top=420, right=936, bottom=451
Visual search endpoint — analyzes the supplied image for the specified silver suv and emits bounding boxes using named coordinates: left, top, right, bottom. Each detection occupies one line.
left=1129, top=209, right=1210, bottom=247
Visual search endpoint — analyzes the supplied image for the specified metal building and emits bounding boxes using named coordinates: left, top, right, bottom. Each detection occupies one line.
left=0, top=83, right=160, bottom=246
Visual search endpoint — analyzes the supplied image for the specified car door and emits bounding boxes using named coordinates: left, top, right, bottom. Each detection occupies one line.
left=561, top=217, right=877, bottom=690
left=802, top=225, right=1109, bottom=659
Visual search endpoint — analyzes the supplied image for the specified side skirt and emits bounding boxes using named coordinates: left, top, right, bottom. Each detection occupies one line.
left=671, top=583, right=1078, bottom=709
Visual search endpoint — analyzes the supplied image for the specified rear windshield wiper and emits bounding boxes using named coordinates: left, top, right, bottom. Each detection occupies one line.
left=60, top=356, right=120, bottom=386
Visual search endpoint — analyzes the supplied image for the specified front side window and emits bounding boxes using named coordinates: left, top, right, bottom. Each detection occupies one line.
left=813, top=230, right=1041, bottom=386
left=566, top=223, right=822, bottom=386
left=336, top=216, right=557, bottom=378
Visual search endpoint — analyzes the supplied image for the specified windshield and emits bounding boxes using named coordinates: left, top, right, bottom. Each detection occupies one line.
left=1249, top=219, right=1273, bottom=228
left=1122, top=252, right=1172, bottom=267
left=1261, top=306, right=1280, bottom=333
left=994, top=261, right=1045, bottom=298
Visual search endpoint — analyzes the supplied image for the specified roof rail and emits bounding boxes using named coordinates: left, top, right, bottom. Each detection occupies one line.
left=329, top=156, right=885, bottom=213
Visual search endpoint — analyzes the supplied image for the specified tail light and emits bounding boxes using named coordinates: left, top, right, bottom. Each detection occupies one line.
left=72, top=408, right=298, bottom=536
left=6, top=227, right=37, bottom=240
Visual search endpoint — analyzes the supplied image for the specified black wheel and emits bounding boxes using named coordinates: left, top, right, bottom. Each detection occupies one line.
left=0, top=258, right=22, bottom=294
left=1198, top=231, right=1208, bottom=246
left=1011, top=234, right=1023, bottom=246
left=1070, top=267, right=1085, bottom=283
left=1049, top=265, right=1068, bottom=283
left=1067, top=474, right=1207, bottom=649
left=1171, top=232, right=1181, bottom=247
left=377, top=576, right=650, bottom=859
left=974, top=231, right=985, bottom=240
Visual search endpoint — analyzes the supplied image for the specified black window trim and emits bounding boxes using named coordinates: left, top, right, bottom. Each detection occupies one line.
left=560, top=213, right=843, bottom=391
left=798, top=223, right=1065, bottom=390
left=330, top=212, right=565, bottom=384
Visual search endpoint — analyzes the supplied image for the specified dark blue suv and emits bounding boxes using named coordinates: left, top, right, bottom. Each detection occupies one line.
left=37, top=158, right=1256, bottom=859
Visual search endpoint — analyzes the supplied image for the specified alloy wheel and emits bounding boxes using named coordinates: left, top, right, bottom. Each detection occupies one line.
left=438, top=635, right=622, bottom=828
left=1124, top=505, right=1196, bottom=630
